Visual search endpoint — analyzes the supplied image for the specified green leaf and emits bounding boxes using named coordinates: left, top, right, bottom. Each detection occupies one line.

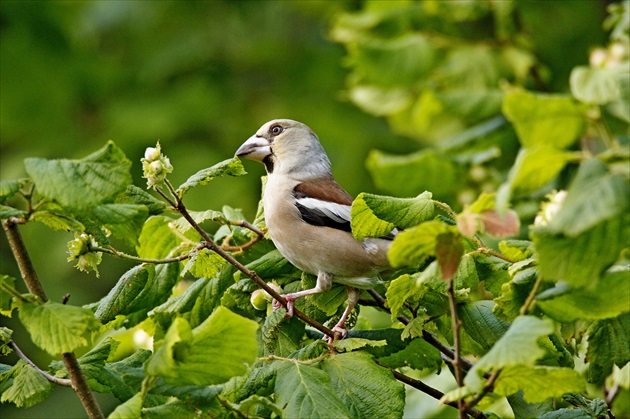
left=332, top=338, right=387, bottom=352
left=502, top=91, right=585, bottom=149
left=24, top=141, right=132, bottom=209
left=109, top=392, right=143, bottom=419
left=537, top=268, right=630, bottom=322
left=570, top=66, right=623, bottom=104
left=261, top=309, right=305, bottom=357
left=137, top=215, right=180, bottom=260
left=0, top=361, right=53, bottom=408
left=366, top=149, right=459, bottom=198
left=172, top=209, right=227, bottom=234
left=240, top=249, right=301, bottom=280
left=176, top=157, right=246, bottom=196
left=465, top=316, right=554, bottom=391
left=143, top=400, right=202, bottom=419
left=0, top=205, right=27, bottom=219
left=0, top=327, right=12, bottom=355
left=181, top=248, right=227, bottom=279
left=19, top=301, right=99, bottom=355
left=508, top=146, right=577, bottom=193
left=494, top=365, right=584, bottom=403
left=458, top=301, right=510, bottom=351
left=385, top=274, right=416, bottom=320
left=377, top=338, right=442, bottom=371
left=115, top=185, right=167, bottom=215
left=274, top=360, right=351, bottom=418
left=346, top=33, right=437, bottom=87
left=533, top=214, right=629, bottom=287
left=1, top=275, right=16, bottom=316
left=351, top=192, right=434, bottom=241
left=30, top=210, right=84, bottom=232
left=0, top=178, right=29, bottom=202
left=388, top=220, right=450, bottom=268
left=94, top=265, right=151, bottom=323
left=586, top=313, right=630, bottom=383
left=93, top=204, right=149, bottom=246
left=147, top=307, right=258, bottom=386
left=547, top=159, right=629, bottom=237
left=321, top=352, right=405, bottom=418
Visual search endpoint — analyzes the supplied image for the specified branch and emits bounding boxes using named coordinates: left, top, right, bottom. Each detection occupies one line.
left=2, top=218, right=105, bottom=419
left=446, top=277, right=465, bottom=419
left=366, top=289, right=476, bottom=371
left=2, top=218, right=48, bottom=300
left=9, top=340, right=72, bottom=387
left=154, top=187, right=335, bottom=339
left=92, top=242, right=207, bottom=264
left=520, top=274, right=543, bottom=316
left=463, top=369, right=501, bottom=413
left=380, top=364, right=487, bottom=419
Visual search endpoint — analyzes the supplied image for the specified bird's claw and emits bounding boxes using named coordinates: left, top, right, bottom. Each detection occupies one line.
left=272, top=296, right=294, bottom=317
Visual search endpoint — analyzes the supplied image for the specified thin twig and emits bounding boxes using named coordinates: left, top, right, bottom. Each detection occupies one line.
left=2, top=218, right=104, bottom=419
left=229, top=220, right=266, bottom=238
left=382, top=365, right=487, bottom=419
left=366, top=289, right=476, bottom=371
left=463, top=369, right=501, bottom=413
left=92, top=242, right=207, bottom=264
left=446, top=277, right=465, bottom=419
left=520, top=274, right=543, bottom=316
left=468, top=246, right=517, bottom=264
left=9, top=340, right=72, bottom=387
left=154, top=187, right=335, bottom=339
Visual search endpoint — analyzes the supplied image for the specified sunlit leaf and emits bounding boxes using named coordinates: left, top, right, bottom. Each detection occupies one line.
left=19, top=301, right=100, bottom=355
left=24, top=141, right=132, bottom=209
left=176, top=157, right=246, bottom=196
left=274, top=360, right=351, bottom=418
left=321, top=352, right=405, bottom=418
left=503, top=91, right=585, bottom=149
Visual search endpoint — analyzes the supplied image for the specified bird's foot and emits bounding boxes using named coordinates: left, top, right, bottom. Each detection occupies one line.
left=272, top=295, right=295, bottom=317
left=323, top=324, right=348, bottom=344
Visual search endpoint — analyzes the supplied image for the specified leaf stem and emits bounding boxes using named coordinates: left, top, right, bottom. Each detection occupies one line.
left=9, top=340, right=72, bottom=387
left=2, top=218, right=104, bottom=419
left=154, top=186, right=335, bottom=339
left=446, top=277, right=466, bottom=419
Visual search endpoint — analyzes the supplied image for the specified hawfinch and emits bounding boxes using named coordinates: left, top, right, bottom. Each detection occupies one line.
left=235, top=119, right=394, bottom=338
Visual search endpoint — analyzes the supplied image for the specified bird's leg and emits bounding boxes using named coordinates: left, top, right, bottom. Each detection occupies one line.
left=330, top=286, right=360, bottom=340
left=272, top=272, right=332, bottom=317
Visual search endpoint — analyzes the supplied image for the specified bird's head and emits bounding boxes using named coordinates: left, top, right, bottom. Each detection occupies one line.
left=235, top=119, right=331, bottom=178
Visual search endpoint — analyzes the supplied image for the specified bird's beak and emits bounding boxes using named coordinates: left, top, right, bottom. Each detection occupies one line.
left=235, top=135, right=271, bottom=161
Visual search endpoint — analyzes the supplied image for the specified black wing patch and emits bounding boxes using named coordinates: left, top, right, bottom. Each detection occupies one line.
left=294, top=201, right=352, bottom=232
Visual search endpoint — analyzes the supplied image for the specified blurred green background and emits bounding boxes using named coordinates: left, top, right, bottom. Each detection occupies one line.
left=0, top=1, right=611, bottom=417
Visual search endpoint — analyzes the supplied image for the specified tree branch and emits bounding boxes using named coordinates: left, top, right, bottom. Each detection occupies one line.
left=380, top=364, right=487, bottom=419
left=366, top=289, right=476, bottom=371
left=463, top=369, right=501, bottom=413
left=154, top=187, right=335, bottom=339
left=446, top=277, right=465, bottom=419
left=2, top=218, right=48, bottom=300
left=9, top=340, right=72, bottom=387
left=2, top=218, right=104, bottom=419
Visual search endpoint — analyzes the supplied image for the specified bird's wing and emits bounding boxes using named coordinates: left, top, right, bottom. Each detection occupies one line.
left=292, top=179, right=353, bottom=232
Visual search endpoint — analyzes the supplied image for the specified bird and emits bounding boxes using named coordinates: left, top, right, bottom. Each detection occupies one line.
left=235, top=119, right=395, bottom=339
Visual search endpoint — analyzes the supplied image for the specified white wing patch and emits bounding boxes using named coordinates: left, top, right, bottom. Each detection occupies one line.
left=295, top=197, right=351, bottom=224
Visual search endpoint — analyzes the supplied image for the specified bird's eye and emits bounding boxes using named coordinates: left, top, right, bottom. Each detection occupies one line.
left=270, top=125, right=284, bottom=136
